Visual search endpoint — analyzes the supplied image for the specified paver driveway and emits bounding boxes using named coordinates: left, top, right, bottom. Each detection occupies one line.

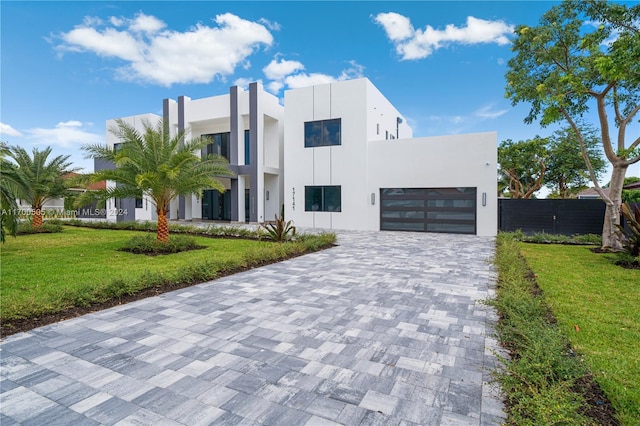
left=1, top=230, right=505, bottom=425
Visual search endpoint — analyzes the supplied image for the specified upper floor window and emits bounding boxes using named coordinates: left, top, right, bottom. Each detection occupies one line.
left=305, top=119, right=341, bottom=148
left=244, top=130, right=250, bottom=165
left=204, top=132, right=230, bottom=161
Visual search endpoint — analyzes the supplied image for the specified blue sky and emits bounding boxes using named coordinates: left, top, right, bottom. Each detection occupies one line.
left=1, top=1, right=638, bottom=183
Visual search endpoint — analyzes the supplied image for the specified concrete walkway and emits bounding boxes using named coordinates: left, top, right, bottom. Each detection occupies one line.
left=1, top=231, right=505, bottom=425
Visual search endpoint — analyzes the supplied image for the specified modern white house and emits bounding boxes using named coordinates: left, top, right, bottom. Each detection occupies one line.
left=103, top=78, right=497, bottom=236
left=284, top=78, right=497, bottom=236
left=101, top=82, right=284, bottom=224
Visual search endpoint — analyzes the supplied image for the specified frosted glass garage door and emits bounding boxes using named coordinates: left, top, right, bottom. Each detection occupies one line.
left=380, top=187, right=477, bottom=234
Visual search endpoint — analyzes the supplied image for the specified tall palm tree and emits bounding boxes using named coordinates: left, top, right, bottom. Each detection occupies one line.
left=0, top=143, right=30, bottom=241
left=82, top=119, right=234, bottom=242
left=6, top=145, right=74, bottom=229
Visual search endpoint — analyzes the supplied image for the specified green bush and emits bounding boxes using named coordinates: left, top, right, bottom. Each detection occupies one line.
left=119, top=234, right=204, bottom=255
left=17, top=222, right=64, bottom=235
left=507, top=230, right=601, bottom=245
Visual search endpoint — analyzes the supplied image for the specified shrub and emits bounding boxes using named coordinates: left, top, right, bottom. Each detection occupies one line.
left=260, top=206, right=296, bottom=242
left=17, top=222, right=64, bottom=235
left=616, top=202, right=640, bottom=257
left=507, top=230, right=601, bottom=246
left=119, top=234, right=205, bottom=255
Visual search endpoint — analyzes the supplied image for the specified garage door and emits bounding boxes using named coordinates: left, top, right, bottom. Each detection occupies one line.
left=380, top=187, right=477, bottom=234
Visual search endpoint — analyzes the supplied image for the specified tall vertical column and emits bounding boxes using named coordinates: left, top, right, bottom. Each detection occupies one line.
left=177, top=96, right=187, bottom=220
left=249, top=83, right=260, bottom=222
left=230, top=86, right=239, bottom=221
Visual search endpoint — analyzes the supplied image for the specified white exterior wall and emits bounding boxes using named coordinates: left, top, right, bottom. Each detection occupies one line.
left=163, top=83, right=284, bottom=223
left=284, top=78, right=497, bottom=236
left=105, top=114, right=160, bottom=222
left=285, top=78, right=413, bottom=230
left=367, top=133, right=498, bottom=236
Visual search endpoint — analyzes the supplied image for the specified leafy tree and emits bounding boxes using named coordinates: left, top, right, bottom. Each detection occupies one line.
left=506, top=0, right=640, bottom=249
left=0, top=143, right=29, bottom=241
left=545, top=125, right=606, bottom=198
left=620, top=177, right=640, bottom=203
left=498, top=136, right=549, bottom=198
left=82, top=119, right=234, bottom=242
left=6, top=145, right=75, bottom=229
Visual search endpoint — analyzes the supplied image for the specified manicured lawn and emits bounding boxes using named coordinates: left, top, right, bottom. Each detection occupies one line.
left=520, top=243, right=640, bottom=425
left=0, top=226, right=328, bottom=326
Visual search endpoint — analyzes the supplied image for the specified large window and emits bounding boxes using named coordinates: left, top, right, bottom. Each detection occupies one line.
left=204, top=132, right=230, bottom=161
left=304, top=119, right=341, bottom=147
left=305, top=186, right=341, bottom=212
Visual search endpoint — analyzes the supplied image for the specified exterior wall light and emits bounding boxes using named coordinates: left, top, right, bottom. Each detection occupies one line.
left=482, top=192, right=487, bottom=206
left=371, top=193, right=376, bottom=205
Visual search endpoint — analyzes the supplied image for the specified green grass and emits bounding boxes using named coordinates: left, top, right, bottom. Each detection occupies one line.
left=491, top=233, right=591, bottom=425
left=0, top=226, right=335, bottom=323
left=520, top=243, right=640, bottom=425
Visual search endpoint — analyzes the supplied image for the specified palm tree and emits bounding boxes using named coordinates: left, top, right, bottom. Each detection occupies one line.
left=6, top=145, right=74, bottom=229
left=82, top=119, right=234, bottom=242
left=0, top=143, right=30, bottom=241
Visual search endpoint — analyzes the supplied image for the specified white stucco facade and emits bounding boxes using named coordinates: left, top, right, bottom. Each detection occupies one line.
left=103, top=83, right=284, bottom=224
left=284, top=78, right=497, bottom=236
left=104, top=77, right=497, bottom=236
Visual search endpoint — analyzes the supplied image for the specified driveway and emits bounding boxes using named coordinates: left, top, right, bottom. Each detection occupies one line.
left=1, top=230, right=505, bottom=425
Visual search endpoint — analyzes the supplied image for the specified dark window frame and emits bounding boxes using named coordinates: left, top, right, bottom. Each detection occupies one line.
left=204, top=132, right=231, bottom=161
left=244, top=129, right=250, bottom=165
left=304, top=119, right=341, bottom=148
left=305, top=185, right=342, bottom=212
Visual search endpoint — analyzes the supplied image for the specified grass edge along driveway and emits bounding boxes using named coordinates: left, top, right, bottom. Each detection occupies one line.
left=520, top=242, right=639, bottom=425
left=1, top=226, right=335, bottom=329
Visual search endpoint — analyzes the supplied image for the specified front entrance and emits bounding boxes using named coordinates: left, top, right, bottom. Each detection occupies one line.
left=202, top=190, right=231, bottom=221
left=380, top=187, right=477, bottom=234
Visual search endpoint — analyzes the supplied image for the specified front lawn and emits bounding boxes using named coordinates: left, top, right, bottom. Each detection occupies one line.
left=0, top=226, right=334, bottom=335
left=520, top=243, right=640, bottom=425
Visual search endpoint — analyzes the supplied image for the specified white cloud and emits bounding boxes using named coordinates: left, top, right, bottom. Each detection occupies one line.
left=474, top=104, right=508, bottom=119
left=373, top=12, right=413, bottom=41
left=57, top=12, right=273, bottom=86
left=263, top=58, right=304, bottom=81
left=258, top=18, right=281, bottom=31
left=233, top=77, right=255, bottom=90
left=0, top=122, right=23, bottom=137
left=262, top=57, right=365, bottom=94
left=375, top=13, right=515, bottom=60
left=24, top=121, right=103, bottom=148
left=129, top=12, right=165, bottom=34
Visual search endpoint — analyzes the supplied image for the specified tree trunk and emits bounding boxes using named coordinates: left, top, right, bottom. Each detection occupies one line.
left=601, top=164, right=628, bottom=250
left=157, top=207, right=169, bottom=243
left=32, top=206, right=43, bottom=229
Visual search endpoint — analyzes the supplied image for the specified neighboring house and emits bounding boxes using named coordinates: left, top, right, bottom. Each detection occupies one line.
left=577, top=181, right=640, bottom=199
left=104, top=78, right=497, bottom=236
left=16, top=173, right=106, bottom=218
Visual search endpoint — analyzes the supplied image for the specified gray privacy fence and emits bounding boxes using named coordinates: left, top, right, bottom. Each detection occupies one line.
left=498, top=199, right=640, bottom=235
left=498, top=199, right=606, bottom=235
